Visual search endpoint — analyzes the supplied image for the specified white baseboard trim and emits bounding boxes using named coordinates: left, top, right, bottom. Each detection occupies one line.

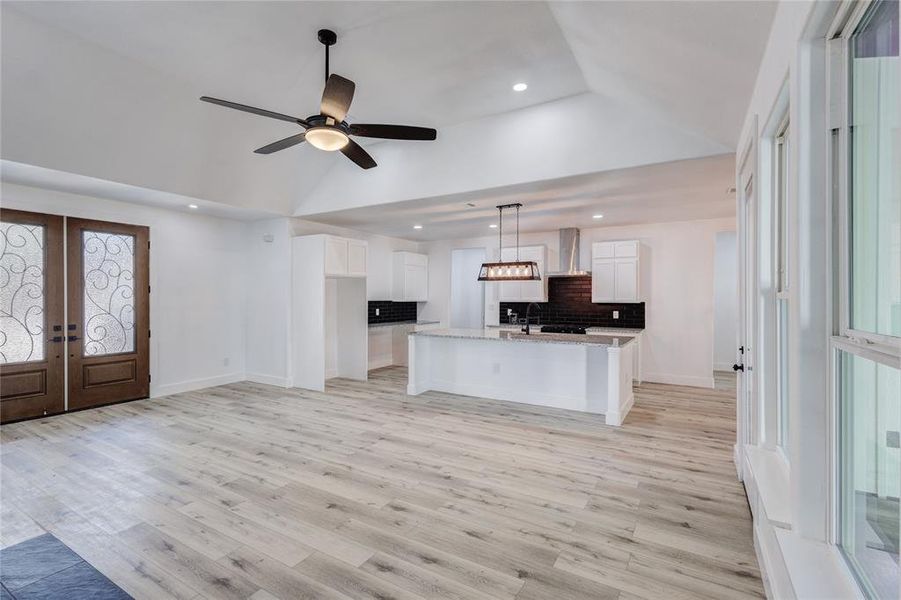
left=368, top=358, right=393, bottom=371
left=605, top=391, right=634, bottom=426
left=151, top=372, right=246, bottom=398
left=245, top=372, right=292, bottom=388
left=642, top=372, right=715, bottom=389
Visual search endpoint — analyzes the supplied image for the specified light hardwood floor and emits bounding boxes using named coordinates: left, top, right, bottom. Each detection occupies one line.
left=0, top=367, right=763, bottom=600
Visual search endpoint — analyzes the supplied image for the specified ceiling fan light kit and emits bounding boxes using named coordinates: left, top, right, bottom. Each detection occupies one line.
left=305, top=126, right=349, bottom=151
left=199, top=28, right=436, bottom=170
left=478, top=203, right=541, bottom=282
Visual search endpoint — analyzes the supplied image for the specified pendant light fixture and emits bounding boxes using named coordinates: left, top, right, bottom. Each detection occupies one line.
left=478, top=203, right=541, bottom=281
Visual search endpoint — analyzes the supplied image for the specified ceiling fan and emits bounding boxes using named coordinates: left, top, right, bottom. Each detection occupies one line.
left=200, top=29, right=437, bottom=170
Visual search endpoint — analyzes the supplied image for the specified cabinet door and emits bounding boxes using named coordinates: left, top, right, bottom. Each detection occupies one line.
left=614, top=241, right=638, bottom=258
left=405, top=265, right=428, bottom=301
left=324, top=237, right=347, bottom=276
left=614, top=258, right=639, bottom=301
left=347, top=240, right=367, bottom=277
left=519, top=246, right=546, bottom=301
left=592, top=242, right=615, bottom=259
left=592, top=258, right=615, bottom=302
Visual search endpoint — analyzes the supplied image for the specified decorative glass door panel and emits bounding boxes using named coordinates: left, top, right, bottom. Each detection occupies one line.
left=82, top=231, right=136, bottom=356
left=0, top=210, right=64, bottom=422
left=1, top=221, right=46, bottom=363
left=67, top=218, right=149, bottom=411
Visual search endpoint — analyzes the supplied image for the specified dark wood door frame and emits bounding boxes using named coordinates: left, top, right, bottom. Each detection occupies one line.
left=66, top=218, right=150, bottom=411
left=0, top=209, right=65, bottom=423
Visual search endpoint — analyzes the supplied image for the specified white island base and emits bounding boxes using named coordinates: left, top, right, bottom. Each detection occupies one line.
left=407, top=329, right=635, bottom=426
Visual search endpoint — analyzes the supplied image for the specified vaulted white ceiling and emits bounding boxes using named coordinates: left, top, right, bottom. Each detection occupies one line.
left=1, top=1, right=776, bottom=225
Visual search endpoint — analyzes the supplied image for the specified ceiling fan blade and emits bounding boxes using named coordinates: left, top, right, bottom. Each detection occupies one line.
left=254, top=132, right=307, bottom=154
left=200, top=96, right=309, bottom=127
left=340, top=139, right=377, bottom=170
left=349, top=124, right=437, bottom=141
left=320, top=74, right=355, bottom=122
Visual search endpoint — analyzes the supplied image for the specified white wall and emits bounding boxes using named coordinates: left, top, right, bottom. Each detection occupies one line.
left=1, top=182, right=248, bottom=397
left=713, top=231, right=738, bottom=371
left=421, top=217, right=735, bottom=388
left=296, top=92, right=730, bottom=216
left=244, top=218, right=293, bottom=386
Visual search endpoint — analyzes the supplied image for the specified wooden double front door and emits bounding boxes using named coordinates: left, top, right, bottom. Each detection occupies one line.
left=0, top=209, right=149, bottom=423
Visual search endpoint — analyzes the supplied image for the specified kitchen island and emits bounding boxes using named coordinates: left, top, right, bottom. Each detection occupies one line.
left=407, top=328, right=635, bottom=425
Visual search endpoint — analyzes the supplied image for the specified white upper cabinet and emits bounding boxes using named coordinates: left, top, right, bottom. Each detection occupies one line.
left=497, top=245, right=548, bottom=302
left=324, top=236, right=368, bottom=278
left=346, top=239, right=367, bottom=277
left=591, top=241, right=641, bottom=302
left=393, top=251, right=429, bottom=301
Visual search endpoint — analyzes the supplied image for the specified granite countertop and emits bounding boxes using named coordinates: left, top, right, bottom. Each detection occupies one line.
left=368, top=320, right=440, bottom=329
left=487, top=324, right=644, bottom=336
left=410, top=328, right=636, bottom=348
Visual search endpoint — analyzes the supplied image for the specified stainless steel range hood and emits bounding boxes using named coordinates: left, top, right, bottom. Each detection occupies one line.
left=548, top=228, right=590, bottom=277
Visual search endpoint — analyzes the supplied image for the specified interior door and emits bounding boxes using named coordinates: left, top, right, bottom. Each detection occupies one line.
left=67, top=218, right=149, bottom=410
left=737, top=171, right=758, bottom=451
left=0, top=210, right=65, bottom=422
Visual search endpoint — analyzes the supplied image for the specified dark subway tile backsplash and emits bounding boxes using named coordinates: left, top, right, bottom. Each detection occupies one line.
left=369, top=301, right=417, bottom=324
left=499, top=276, right=644, bottom=329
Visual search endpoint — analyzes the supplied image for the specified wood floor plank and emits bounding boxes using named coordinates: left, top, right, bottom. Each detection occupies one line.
left=0, top=366, right=763, bottom=599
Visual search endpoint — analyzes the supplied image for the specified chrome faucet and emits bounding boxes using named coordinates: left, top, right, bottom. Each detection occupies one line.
left=522, top=303, right=542, bottom=335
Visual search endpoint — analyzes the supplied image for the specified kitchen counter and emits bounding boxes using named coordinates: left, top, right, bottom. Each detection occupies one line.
left=412, top=327, right=635, bottom=348
left=408, top=327, right=635, bottom=425
left=368, top=320, right=440, bottom=328
left=487, top=324, right=644, bottom=336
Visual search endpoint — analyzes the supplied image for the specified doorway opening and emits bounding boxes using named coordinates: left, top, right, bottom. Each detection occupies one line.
left=450, top=248, right=486, bottom=329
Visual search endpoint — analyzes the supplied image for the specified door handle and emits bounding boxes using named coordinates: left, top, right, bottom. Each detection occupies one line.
left=732, top=363, right=745, bottom=372
left=68, top=335, right=80, bottom=342
left=47, top=336, right=64, bottom=343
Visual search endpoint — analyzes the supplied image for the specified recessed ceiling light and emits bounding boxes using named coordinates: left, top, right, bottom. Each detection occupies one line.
left=489, top=224, right=498, bottom=228
left=413, top=225, right=423, bottom=230
left=512, top=83, right=528, bottom=92
left=592, top=214, right=604, bottom=219
left=188, top=204, right=199, bottom=210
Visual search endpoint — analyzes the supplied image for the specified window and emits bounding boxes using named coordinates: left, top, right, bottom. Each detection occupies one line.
left=848, top=0, right=900, bottom=341
left=834, top=1, right=900, bottom=598
left=774, top=118, right=791, bottom=452
left=839, top=349, right=900, bottom=599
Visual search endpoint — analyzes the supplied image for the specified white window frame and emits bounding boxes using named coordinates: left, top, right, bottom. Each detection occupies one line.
left=827, top=1, right=901, bottom=596
left=773, top=114, right=791, bottom=458
left=833, top=0, right=901, bottom=355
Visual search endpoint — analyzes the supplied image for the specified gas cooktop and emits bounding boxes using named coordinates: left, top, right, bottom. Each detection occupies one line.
left=539, top=325, right=587, bottom=335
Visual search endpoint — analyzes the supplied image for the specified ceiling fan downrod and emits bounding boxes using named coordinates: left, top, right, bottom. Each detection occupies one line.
left=318, top=29, right=337, bottom=85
